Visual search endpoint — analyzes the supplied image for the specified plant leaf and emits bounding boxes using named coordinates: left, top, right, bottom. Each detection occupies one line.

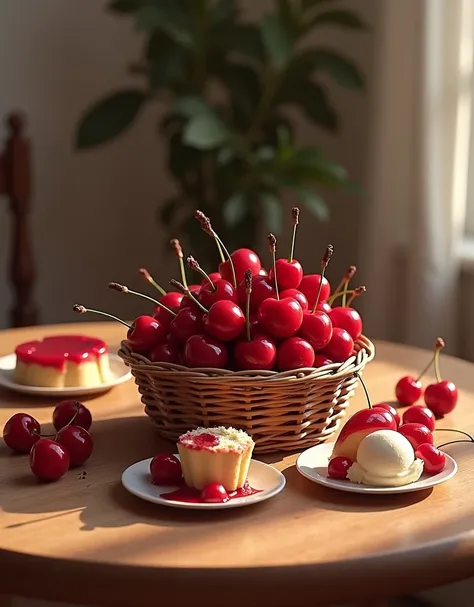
left=311, top=9, right=368, bottom=30
left=296, top=188, right=329, bottom=221
left=260, top=192, right=283, bottom=234
left=260, top=13, right=293, bottom=70
left=146, top=31, right=187, bottom=88
left=311, top=49, right=365, bottom=89
left=223, top=192, right=248, bottom=228
left=183, top=112, right=229, bottom=150
left=279, top=79, right=337, bottom=131
left=213, top=0, right=239, bottom=25
left=213, top=63, right=261, bottom=125
left=108, top=0, right=146, bottom=13
left=168, top=132, right=200, bottom=180
left=135, top=3, right=192, bottom=46
left=302, top=0, right=341, bottom=9
left=76, top=90, right=146, bottom=148
left=173, top=96, right=212, bottom=118
left=218, top=23, right=264, bottom=62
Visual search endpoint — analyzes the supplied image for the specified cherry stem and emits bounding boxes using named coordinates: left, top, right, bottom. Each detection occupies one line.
left=437, top=439, right=473, bottom=450
left=72, top=304, right=133, bottom=330
left=311, top=245, right=333, bottom=314
left=194, top=210, right=235, bottom=283
left=347, top=286, right=366, bottom=308
left=169, top=279, right=208, bottom=314
left=108, top=283, right=176, bottom=316
left=328, top=288, right=357, bottom=306
left=170, top=239, right=189, bottom=289
left=333, top=266, right=357, bottom=298
left=244, top=269, right=252, bottom=342
left=187, top=256, right=215, bottom=291
left=269, top=233, right=279, bottom=300
left=214, top=234, right=237, bottom=289
left=288, top=206, right=299, bottom=263
left=354, top=371, right=372, bottom=409
left=416, top=337, right=445, bottom=382
left=139, top=268, right=166, bottom=296
left=435, top=429, right=474, bottom=449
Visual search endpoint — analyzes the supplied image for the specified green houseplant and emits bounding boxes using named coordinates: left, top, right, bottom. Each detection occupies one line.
left=76, top=0, right=366, bottom=265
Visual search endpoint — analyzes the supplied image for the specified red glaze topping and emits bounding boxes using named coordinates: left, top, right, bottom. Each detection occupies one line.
left=179, top=433, right=220, bottom=450
left=15, top=335, right=107, bottom=371
left=160, top=480, right=261, bottom=503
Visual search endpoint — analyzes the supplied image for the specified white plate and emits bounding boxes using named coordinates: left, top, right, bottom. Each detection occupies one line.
left=296, top=442, right=458, bottom=495
left=0, top=353, right=132, bottom=397
left=122, top=456, right=286, bottom=510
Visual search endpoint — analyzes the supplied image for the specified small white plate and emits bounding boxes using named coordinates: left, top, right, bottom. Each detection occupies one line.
left=296, top=442, right=458, bottom=495
left=122, top=456, right=286, bottom=510
left=0, top=353, right=132, bottom=397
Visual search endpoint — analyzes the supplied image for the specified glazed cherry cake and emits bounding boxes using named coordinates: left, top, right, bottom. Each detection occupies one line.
left=177, top=426, right=255, bottom=492
left=14, top=335, right=112, bottom=388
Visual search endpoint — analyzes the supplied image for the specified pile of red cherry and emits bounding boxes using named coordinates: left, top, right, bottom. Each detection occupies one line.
left=329, top=338, right=466, bottom=480
left=2, top=400, right=93, bottom=482
left=74, top=208, right=367, bottom=372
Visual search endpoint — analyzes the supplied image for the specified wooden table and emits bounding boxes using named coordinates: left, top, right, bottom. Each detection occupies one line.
left=1, top=323, right=474, bottom=607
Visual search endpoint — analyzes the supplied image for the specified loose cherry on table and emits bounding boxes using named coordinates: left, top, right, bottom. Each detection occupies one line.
left=56, top=425, right=93, bottom=467
left=150, top=453, right=182, bottom=485
left=373, top=403, right=400, bottom=427
left=395, top=337, right=444, bottom=406
left=184, top=334, right=228, bottom=369
left=424, top=338, right=458, bottom=417
left=3, top=413, right=40, bottom=453
left=258, top=234, right=304, bottom=339
left=398, top=422, right=433, bottom=450
left=299, top=245, right=333, bottom=351
left=322, top=327, right=354, bottom=363
left=327, top=456, right=353, bottom=480
left=415, top=443, right=446, bottom=475
left=402, top=405, right=435, bottom=432
left=53, top=400, right=92, bottom=431
left=30, top=438, right=70, bottom=482
left=234, top=270, right=277, bottom=371
left=268, top=207, right=303, bottom=290
left=277, top=336, right=315, bottom=371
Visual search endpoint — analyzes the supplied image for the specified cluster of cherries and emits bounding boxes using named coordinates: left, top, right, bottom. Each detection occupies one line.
left=329, top=339, right=467, bottom=480
left=74, top=208, right=366, bottom=372
left=150, top=452, right=230, bottom=503
left=2, top=401, right=93, bottom=482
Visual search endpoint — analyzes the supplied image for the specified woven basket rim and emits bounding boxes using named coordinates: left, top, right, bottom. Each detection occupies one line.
left=118, top=334, right=375, bottom=383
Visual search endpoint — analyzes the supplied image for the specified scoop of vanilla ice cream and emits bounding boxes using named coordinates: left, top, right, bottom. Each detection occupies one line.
left=347, top=429, right=424, bottom=487
left=356, top=430, right=415, bottom=477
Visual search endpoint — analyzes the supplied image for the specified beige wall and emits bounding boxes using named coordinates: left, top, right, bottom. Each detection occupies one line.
left=0, top=0, right=378, bottom=331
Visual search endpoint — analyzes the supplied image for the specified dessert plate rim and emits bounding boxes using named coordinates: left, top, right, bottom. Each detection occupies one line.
left=121, top=456, right=286, bottom=510
left=0, top=352, right=132, bottom=397
left=296, top=442, right=458, bottom=495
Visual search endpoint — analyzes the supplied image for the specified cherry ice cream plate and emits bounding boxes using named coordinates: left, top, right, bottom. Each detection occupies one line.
left=296, top=443, right=457, bottom=495
left=121, top=456, right=286, bottom=510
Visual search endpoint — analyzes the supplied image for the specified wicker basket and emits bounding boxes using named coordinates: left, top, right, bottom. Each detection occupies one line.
left=118, top=335, right=375, bottom=454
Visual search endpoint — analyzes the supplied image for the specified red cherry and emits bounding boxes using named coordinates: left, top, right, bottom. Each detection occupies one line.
left=373, top=403, right=400, bottom=428
left=398, top=423, right=433, bottom=450
left=150, top=339, right=182, bottom=364
left=395, top=376, right=422, bottom=406
left=277, top=337, right=315, bottom=371
left=299, top=310, right=333, bottom=351
left=153, top=292, right=183, bottom=327
left=329, top=307, right=363, bottom=341
left=234, top=335, right=277, bottom=371
left=269, top=259, right=303, bottom=290
left=30, top=439, right=70, bottom=482
left=198, top=279, right=238, bottom=309
left=402, top=405, right=436, bottom=432
left=127, top=315, right=166, bottom=352
left=257, top=268, right=268, bottom=277
left=169, top=307, right=203, bottom=344
left=322, top=327, right=354, bottom=362
left=424, top=380, right=458, bottom=417
left=203, top=300, right=245, bottom=342
left=219, top=248, right=262, bottom=284
left=3, top=413, right=40, bottom=453
left=150, top=453, right=182, bottom=485
left=180, top=285, right=202, bottom=311
left=258, top=297, right=303, bottom=339
left=317, top=301, right=332, bottom=314
left=327, top=456, right=353, bottom=480
left=184, top=334, right=228, bottom=368
left=299, top=274, right=331, bottom=308
left=56, top=425, right=93, bottom=467
left=280, top=288, right=308, bottom=311
left=200, top=272, right=221, bottom=286
left=238, top=275, right=276, bottom=312
left=314, top=354, right=333, bottom=367
left=53, top=400, right=92, bottom=431
left=201, top=482, right=230, bottom=503
left=415, top=443, right=446, bottom=475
